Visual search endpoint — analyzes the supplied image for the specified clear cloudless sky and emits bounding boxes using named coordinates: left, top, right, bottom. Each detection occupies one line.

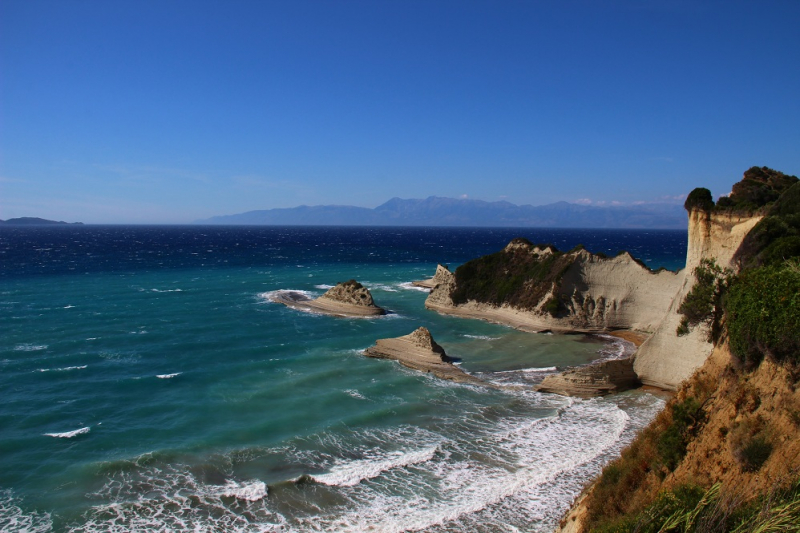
left=1, top=0, right=799, bottom=223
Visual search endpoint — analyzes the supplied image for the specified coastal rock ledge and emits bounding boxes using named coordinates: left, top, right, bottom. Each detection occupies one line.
left=536, top=357, right=640, bottom=398
left=270, top=280, right=386, bottom=317
left=364, top=327, right=485, bottom=386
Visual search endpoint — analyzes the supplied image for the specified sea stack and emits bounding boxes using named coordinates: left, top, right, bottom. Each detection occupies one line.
left=363, top=327, right=485, bottom=385
left=411, top=264, right=453, bottom=290
left=270, top=280, right=386, bottom=317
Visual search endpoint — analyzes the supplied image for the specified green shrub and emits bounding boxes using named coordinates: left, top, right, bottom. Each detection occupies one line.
left=734, top=182, right=800, bottom=269
left=684, top=188, right=715, bottom=211
left=738, top=435, right=773, bottom=472
left=544, top=296, right=560, bottom=317
left=728, top=166, right=798, bottom=211
left=725, top=262, right=800, bottom=365
left=676, top=259, right=730, bottom=339
left=656, top=396, right=705, bottom=471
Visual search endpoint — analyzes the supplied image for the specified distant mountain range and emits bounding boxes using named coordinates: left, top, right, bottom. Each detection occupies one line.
left=196, top=197, right=687, bottom=229
left=0, top=217, right=82, bottom=225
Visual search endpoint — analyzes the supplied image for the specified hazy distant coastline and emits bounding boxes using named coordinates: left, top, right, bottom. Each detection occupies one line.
left=0, top=217, right=82, bottom=226
left=195, top=196, right=687, bottom=229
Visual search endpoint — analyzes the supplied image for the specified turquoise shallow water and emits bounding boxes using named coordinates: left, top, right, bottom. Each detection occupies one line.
left=0, top=226, right=683, bottom=532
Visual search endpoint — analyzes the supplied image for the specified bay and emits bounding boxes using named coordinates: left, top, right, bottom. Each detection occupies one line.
left=0, top=226, right=684, bottom=532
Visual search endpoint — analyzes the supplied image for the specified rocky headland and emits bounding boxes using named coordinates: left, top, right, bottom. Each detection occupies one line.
left=270, top=280, right=386, bottom=317
left=555, top=167, right=800, bottom=532
left=363, top=327, right=487, bottom=386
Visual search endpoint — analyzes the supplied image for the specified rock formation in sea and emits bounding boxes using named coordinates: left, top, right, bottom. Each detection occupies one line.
left=536, top=358, right=640, bottom=398
left=411, top=264, right=452, bottom=289
left=270, top=280, right=386, bottom=317
left=363, top=327, right=486, bottom=386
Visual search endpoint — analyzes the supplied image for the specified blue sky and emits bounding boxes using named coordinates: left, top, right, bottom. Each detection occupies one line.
left=1, top=0, right=798, bottom=223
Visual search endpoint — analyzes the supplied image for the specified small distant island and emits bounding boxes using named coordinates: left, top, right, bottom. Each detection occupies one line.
left=0, top=217, right=82, bottom=225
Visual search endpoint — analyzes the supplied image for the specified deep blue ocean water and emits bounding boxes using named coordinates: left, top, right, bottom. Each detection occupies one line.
left=0, top=226, right=685, bottom=532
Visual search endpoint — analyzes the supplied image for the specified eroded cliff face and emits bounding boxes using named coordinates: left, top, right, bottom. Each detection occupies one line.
left=425, top=243, right=682, bottom=334
left=685, top=209, right=763, bottom=270
left=633, top=209, right=762, bottom=390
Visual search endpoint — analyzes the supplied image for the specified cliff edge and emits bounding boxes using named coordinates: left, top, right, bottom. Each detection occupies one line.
left=632, top=209, right=762, bottom=389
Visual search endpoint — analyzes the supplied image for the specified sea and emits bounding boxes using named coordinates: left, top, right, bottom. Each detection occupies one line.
left=0, top=225, right=687, bottom=532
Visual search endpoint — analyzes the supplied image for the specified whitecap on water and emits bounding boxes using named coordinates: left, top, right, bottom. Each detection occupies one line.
left=343, top=389, right=367, bottom=400
left=463, top=334, right=501, bottom=341
left=397, top=281, right=431, bottom=292
left=36, top=365, right=87, bottom=373
left=220, top=480, right=268, bottom=502
left=44, top=427, right=90, bottom=439
left=311, top=445, right=440, bottom=487
left=156, top=373, right=181, bottom=379
left=14, top=344, right=47, bottom=352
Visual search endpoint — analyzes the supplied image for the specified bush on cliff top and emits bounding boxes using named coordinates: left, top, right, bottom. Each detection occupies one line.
left=684, top=188, right=714, bottom=211
left=734, top=181, right=800, bottom=269
left=725, top=261, right=800, bottom=366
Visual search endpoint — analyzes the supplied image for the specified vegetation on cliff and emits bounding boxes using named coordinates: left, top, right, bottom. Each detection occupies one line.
left=580, top=168, right=800, bottom=533
left=450, top=239, right=575, bottom=315
left=734, top=180, right=800, bottom=269
left=726, top=261, right=800, bottom=366
left=676, top=259, right=730, bottom=340
left=716, top=166, right=798, bottom=212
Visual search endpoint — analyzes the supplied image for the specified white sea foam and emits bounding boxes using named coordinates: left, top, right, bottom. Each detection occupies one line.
left=37, top=365, right=87, bottom=373
left=150, top=288, right=183, bottom=293
left=0, top=490, right=52, bottom=533
left=313, top=284, right=334, bottom=290
left=73, top=464, right=285, bottom=532
left=258, top=289, right=317, bottom=302
left=156, top=373, right=181, bottom=379
left=495, top=366, right=558, bottom=374
left=44, top=426, right=90, bottom=439
left=366, top=283, right=398, bottom=293
left=14, top=344, right=47, bottom=352
left=343, top=389, right=367, bottom=400
left=397, top=281, right=431, bottom=292
left=52, top=393, right=663, bottom=533
left=311, top=445, right=440, bottom=487
left=219, top=480, right=268, bottom=502
left=63, top=304, right=76, bottom=309
left=463, top=334, right=501, bottom=340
